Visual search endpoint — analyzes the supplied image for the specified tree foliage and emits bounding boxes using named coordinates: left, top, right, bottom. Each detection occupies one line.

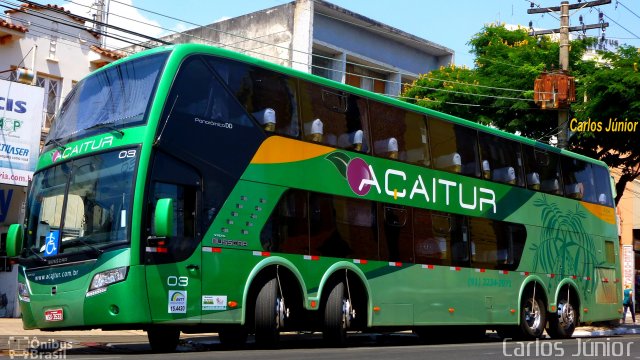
left=571, top=46, right=640, bottom=203
left=402, top=23, right=638, bottom=204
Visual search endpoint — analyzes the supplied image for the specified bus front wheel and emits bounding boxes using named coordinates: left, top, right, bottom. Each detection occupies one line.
left=147, top=327, right=180, bottom=352
left=254, top=278, right=283, bottom=347
left=323, top=281, right=353, bottom=346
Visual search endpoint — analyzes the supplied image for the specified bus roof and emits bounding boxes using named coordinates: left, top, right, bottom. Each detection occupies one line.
left=103, top=43, right=607, bottom=168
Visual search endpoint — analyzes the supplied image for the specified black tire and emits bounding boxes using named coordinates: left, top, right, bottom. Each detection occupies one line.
left=218, top=326, right=248, bottom=348
left=254, top=278, right=280, bottom=347
left=519, top=292, right=547, bottom=339
left=147, top=327, right=180, bottom=353
left=547, top=297, right=578, bottom=339
left=323, top=281, right=350, bottom=346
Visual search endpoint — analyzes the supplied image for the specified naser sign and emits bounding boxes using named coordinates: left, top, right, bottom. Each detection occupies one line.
left=0, top=79, right=44, bottom=186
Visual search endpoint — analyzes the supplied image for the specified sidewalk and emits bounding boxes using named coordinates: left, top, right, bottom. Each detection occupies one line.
left=0, top=318, right=146, bottom=337
left=573, top=321, right=640, bottom=337
left=2, top=317, right=639, bottom=338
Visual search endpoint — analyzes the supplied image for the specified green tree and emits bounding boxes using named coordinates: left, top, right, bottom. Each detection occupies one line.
left=402, top=23, right=640, bottom=204
left=571, top=46, right=640, bottom=204
left=403, top=24, right=590, bottom=138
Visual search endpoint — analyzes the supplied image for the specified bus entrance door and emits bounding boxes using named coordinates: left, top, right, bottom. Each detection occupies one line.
left=145, top=181, right=202, bottom=323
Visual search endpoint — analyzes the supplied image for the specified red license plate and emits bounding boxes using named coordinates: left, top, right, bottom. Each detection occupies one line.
left=44, top=309, right=63, bottom=321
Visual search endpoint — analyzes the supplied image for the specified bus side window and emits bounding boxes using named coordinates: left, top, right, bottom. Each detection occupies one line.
left=298, top=81, right=369, bottom=152
left=414, top=210, right=455, bottom=266
left=309, top=193, right=349, bottom=258
left=206, top=58, right=300, bottom=138
left=560, top=157, right=597, bottom=202
left=429, top=117, right=479, bottom=177
left=593, top=165, right=614, bottom=207
left=379, top=205, right=413, bottom=263
left=369, top=101, right=430, bottom=165
left=478, top=132, right=524, bottom=186
left=523, top=147, right=563, bottom=195
left=260, top=190, right=309, bottom=255
left=468, top=217, right=527, bottom=271
left=413, top=209, right=469, bottom=266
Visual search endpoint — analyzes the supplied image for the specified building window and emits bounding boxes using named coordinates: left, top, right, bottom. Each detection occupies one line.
left=36, top=75, right=61, bottom=131
left=311, top=52, right=333, bottom=80
left=346, top=63, right=387, bottom=94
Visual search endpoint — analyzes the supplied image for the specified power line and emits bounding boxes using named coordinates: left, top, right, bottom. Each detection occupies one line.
left=602, top=11, right=640, bottom=40
left=523, top=0, right=561, bottom=20
left=19, top=0, right=170, bottom=45
left=4, top=0, right=538, bottom=104
left=616, top=0, right=640, bottom=21
left=0, top=0, right=153, bottom=49
left=0, top=12, right=135, bottom=56
left=103, top=0, right=538, bottom=96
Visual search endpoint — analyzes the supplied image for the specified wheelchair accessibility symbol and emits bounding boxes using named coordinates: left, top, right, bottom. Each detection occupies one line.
left=44, top=230, right=60, bottom=257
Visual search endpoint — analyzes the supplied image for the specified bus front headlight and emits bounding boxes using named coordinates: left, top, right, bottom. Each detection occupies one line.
left=87, top=267, right=128, bottom=297
left=18, top=282, right=30, bottom=302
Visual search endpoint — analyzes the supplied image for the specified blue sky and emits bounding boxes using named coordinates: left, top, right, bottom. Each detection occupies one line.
left=52, top=0, right=640, bottom=68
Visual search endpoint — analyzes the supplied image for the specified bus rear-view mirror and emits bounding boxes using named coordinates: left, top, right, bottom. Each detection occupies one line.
left=6, top=224, right=24, bottom=257
left=154, top=198, right=174, bottom=238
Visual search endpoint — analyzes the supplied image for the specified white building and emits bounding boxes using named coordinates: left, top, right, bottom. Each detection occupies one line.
left=125, top=0, right=454, bottom=97
left=0, top=3, right=123, bottom=318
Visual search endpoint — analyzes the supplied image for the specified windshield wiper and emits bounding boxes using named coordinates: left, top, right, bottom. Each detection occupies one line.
left=67, top=237, right=104, bottom=256
left=44, top=138, right=67, bottom=150
left=87, top=122, right=124, bottom=136
left=26, top=247, right=47, bottom=264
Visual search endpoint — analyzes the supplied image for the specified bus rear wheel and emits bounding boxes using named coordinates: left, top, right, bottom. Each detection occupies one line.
left=254, top=278, right=284, bottom=347
left=547, top=298, right=577, bottom=339
left=147, top=327, right=180, bottom=353
left=323, top=281, right=354, bottom=347
left=519, top=293, right=546, bottom=339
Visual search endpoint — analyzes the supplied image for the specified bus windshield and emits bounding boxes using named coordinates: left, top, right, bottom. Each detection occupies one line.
left=46, top=52, right=168, bottom=143
left=23, top=149, right=138, bottom=261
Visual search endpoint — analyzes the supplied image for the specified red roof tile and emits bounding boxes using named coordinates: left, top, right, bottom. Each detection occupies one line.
left=90, top=45, right=126, bottom=60
left=0, top=19, right=28, bottom=33
left=5, top=3, right=85, bottom=23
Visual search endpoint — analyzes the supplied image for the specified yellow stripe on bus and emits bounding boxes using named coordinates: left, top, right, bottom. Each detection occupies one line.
left=250, top=136, right=333, bottom=164
left=581, top=201, right=616, bottom=225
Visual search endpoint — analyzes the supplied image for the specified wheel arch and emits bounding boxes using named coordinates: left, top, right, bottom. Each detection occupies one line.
left=317, top=261, right=372, bottom=328
left=553, top=279, right=581, bottom=311
left=241, top=256, right=307, bottom=325
left=518, top=275, right=549, bottom=313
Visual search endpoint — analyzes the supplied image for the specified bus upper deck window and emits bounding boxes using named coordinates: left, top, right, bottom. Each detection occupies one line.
left=253, top=108, right=276, bottom=132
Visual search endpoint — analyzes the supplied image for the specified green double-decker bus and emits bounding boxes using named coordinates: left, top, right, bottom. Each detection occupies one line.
left=6, top=44, right=620, bottom=351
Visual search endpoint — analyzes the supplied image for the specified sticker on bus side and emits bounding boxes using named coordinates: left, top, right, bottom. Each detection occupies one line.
left=168, top=290, right=187, bottom=314
left=202, top=295, right=227, bottom=311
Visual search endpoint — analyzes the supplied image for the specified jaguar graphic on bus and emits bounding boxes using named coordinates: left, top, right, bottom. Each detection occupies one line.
left=6, top=44, right=620, bottom=352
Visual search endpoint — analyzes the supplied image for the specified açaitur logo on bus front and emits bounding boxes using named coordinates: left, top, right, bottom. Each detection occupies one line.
left=51, top=136, right=114, bottom=163
left=51, top=150, right=62, bottom=163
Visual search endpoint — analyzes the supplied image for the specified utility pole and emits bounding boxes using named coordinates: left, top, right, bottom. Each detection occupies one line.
left=528, top=0, right=610, bottom=149
left=558, top=1, right=570, bottom=149
left=92, top=0, right=111, bottom=48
